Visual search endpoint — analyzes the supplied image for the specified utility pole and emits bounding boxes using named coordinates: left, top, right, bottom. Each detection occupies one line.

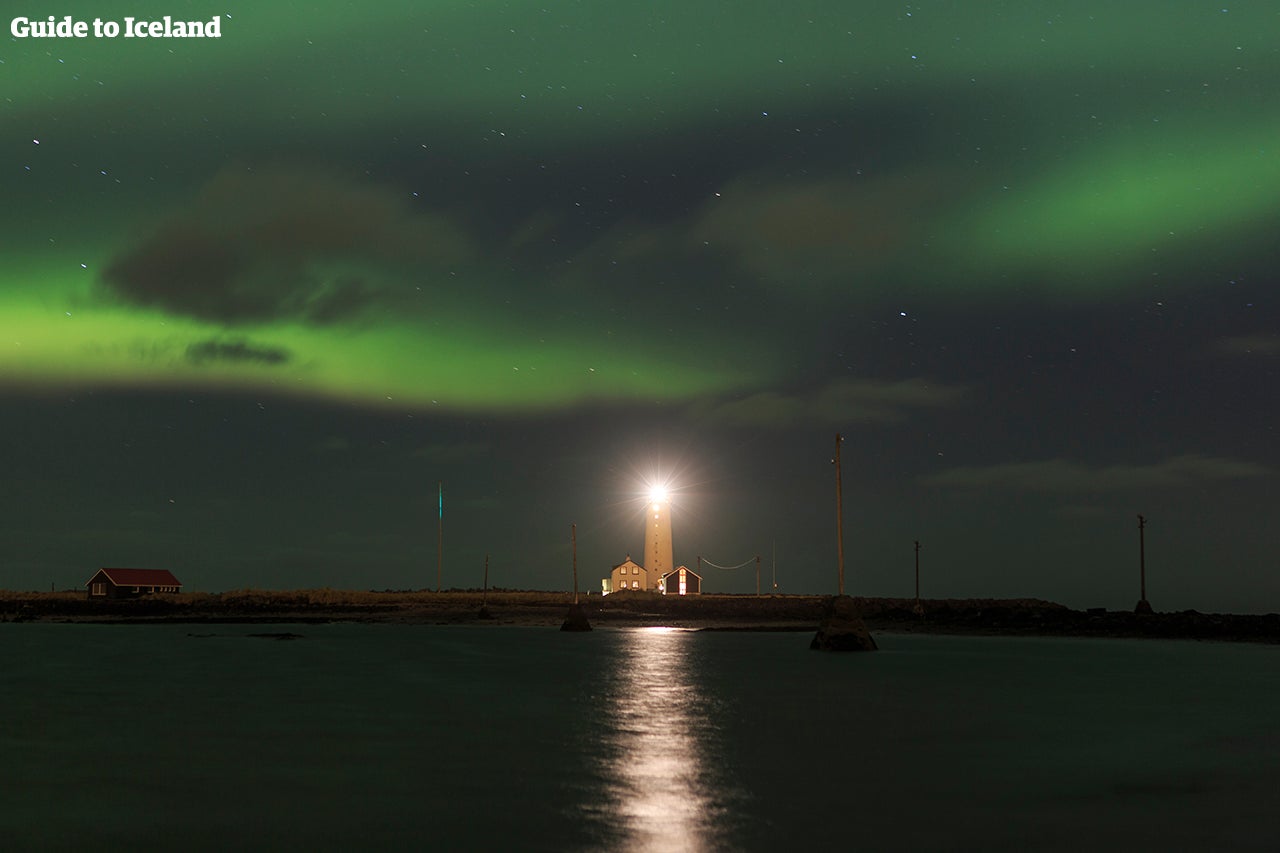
left=772, top=541, right=778, bottom=593
left=1138, top=515, right=1146, bottom=599
left=560, top=522, right=591, bottom=631
left=1134, top=514, right=1152, bottom=614
left=811, top=432, right=877, bottom=652
left=478, top=553, right=493, bottom=620
left=755, top=555, right=761, bottom=596
left=834, top=433, right=846, bottom=597
left=436, top=481, right=443, bottom=593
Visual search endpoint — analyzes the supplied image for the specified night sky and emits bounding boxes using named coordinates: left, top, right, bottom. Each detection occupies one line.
left=4, top=2, right=1277, bottom=611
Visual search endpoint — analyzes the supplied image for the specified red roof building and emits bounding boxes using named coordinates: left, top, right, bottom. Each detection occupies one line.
left=86, top=568, right=183, bottom=599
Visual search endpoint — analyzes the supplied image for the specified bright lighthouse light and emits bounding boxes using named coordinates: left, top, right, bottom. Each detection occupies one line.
left=648, top=484, right=669, bottom=504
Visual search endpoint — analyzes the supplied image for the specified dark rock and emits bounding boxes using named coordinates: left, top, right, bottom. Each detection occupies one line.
left=810, top=595, right=877, bottom=651
left=560, top=602, right=592, bottom=632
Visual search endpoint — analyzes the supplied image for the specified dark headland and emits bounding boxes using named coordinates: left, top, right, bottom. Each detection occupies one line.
left=3, top=590, right=1279, bottom=644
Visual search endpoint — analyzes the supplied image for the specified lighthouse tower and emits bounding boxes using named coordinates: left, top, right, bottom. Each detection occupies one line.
left=644, top=488, right=674, bottom=588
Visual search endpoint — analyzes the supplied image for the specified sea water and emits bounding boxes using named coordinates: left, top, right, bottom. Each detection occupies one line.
left=2, top=624, right=1278, bottom=851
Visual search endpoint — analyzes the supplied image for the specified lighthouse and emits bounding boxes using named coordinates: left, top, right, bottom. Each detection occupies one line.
left=603, top=481, right=700, bottom=595
left=644, top=486, right=674, bottom=588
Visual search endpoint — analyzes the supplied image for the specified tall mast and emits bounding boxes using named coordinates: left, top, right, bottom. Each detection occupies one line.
left=436, top=481, right=443, bottom=593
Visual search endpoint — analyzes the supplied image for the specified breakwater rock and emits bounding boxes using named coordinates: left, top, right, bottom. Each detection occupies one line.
left=810, top=595, right=877, bottom=652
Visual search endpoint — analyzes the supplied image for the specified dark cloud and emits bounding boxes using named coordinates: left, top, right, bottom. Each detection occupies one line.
left=101, top=167, right=472, bottom=325
left=924, top=455, right=1270, bottom=493
left=186, top=338, right=291, bottom=366
left=412, top=440, right=492, bottom=464
left=556, top=167, right=969, bottom=307
left=694, top=378, right=967, bottom=428
left=313, top=436, right=351, bottom=454
left=688, top=173, right=945, bottom=286
left=1216, top=335, right=1280, bottom=357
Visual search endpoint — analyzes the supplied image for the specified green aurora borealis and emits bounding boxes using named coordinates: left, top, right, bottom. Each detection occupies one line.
left=3, top=2, right=1277, bottom=607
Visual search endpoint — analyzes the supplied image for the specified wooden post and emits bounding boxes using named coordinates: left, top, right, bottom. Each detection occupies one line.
left=772, top=541, right=778, bottom=592
left=834, top=433, right=845, bottom=597
left=478, top=553, right=493, bottom=619
left=812, top=438, right=877, bottom=651
left=1134, top=514, right=1153, bottom=614
left=1138, top=514, right=1146, bottom=601
left=914, top=540, right=921, bottom=605
left=571, top=523, right=579, bottom=604
left=561, top=523, right=591, bottom=631
left=560, top=522, right=592, bottom=631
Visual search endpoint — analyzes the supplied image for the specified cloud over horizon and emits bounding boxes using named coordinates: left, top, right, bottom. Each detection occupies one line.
left=696, top=377, right=968, bottom=428
left=924, top=454, right=1270, bottom=493
left=1216, top=335, right=1280, bottom=357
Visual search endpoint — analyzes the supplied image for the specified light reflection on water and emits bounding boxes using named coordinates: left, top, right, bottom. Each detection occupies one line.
left=592, top=627, right=728, bottom=852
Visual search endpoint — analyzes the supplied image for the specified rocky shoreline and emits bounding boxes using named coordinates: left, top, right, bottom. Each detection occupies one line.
left=2, top=590, right=1278, bottom=644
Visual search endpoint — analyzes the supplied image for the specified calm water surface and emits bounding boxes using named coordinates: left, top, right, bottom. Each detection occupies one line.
left=2, top=624, right=1278, bottom=851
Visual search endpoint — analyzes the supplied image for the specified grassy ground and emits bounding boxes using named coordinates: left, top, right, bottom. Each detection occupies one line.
left=2, top=589, right=1277, bottom=642
left=0, top=587, right=829, bottom=626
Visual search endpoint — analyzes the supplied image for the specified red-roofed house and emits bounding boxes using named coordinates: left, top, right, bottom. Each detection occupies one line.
left=86, top=568, right=183, bottom=599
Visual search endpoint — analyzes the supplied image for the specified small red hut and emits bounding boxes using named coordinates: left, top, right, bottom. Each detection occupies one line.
left=86, top=568, right=183, bottom=599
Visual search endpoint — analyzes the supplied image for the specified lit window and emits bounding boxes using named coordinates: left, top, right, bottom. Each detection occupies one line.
left=632, top=566, right=638, bottom=574
left=632, top=581, right=640, bottom=589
